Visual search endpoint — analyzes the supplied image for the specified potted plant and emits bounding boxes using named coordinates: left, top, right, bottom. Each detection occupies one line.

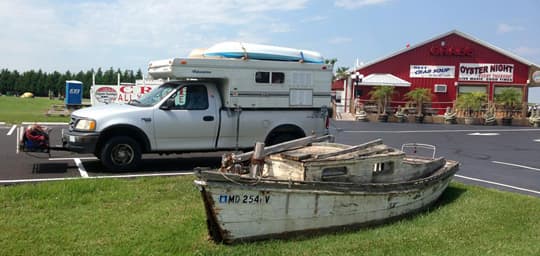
left=404, top=88, right=433, bottom=123
left=368, top=86, right=395, bottom=122
left=494, top=88, right=522, bottom=126
left=455, top=92, right=486, bottom=125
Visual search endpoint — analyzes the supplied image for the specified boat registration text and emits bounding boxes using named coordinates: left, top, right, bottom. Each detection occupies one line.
left=218, top=194, right=271, bottom=204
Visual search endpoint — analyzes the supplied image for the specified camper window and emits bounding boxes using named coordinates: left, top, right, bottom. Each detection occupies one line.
left=271, top=72, right=285, bottom=84
left=256, top=72, right=270, bottom=83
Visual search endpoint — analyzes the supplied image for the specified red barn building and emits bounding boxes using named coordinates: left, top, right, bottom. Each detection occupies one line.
left=335, top=30, right=540, bottom=117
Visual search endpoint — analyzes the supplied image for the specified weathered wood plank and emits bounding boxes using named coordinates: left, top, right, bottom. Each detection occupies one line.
left=314, top=138, right=383, bottom=160
left=233, top=135, right=334, bottom=162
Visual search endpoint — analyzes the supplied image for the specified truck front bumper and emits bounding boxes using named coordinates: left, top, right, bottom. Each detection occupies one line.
left=62, top=129, right=100, bottom=154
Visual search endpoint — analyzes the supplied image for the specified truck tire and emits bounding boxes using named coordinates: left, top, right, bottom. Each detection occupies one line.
left=100, top=136, right=141, bottom=171
left=266, top=133, right=299, bottom=146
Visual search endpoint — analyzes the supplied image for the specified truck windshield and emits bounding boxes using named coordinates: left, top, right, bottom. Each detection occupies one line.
left=131, top=82, right=180, bottom=106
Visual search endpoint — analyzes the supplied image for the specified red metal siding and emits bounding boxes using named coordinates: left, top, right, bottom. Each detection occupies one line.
left=355, top=33, right=530, bottom=112
left=332, top=79, right=344, bottom=90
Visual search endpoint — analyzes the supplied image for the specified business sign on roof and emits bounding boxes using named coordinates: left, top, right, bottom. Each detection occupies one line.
left=410, top=65, right=455, bottom=78
left=459, top=63, right=514, bottom=82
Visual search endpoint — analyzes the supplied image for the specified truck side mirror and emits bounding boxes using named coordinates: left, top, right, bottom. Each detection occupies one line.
left=160, top=98, right=175, bottom=110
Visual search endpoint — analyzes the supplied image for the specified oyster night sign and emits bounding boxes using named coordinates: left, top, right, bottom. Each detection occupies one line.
left=459, top=63, right=514, bottom=82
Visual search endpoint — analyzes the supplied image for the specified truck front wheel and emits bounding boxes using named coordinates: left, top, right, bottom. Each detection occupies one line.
left=100, top=136, right=141, bottom=171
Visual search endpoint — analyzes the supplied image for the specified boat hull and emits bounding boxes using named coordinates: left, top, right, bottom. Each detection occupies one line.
left=203, top=42, right=324, bottom=63
left=195, top=160, right=459, bottom=244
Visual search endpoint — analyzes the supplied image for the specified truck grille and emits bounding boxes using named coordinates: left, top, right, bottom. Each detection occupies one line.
left=69, top=117, right=77, bottom=131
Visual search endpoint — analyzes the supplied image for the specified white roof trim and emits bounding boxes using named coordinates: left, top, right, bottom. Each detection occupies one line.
left=358, top=30, right=539, bottom=71
left=358, top=73, right=411, bottom=87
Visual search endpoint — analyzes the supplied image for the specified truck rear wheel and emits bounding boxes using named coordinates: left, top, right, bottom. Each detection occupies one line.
left=100, top=136, right=141, bottom=171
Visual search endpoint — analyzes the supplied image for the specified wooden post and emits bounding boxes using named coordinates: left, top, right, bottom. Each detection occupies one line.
left=250, top=142, right=265, bottom=178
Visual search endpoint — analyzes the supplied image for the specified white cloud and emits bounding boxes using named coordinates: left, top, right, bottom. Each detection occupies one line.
left=329, top=37, right=353, bottom=44
left=497, top=23, right=525, bottom=34
left=0, top=0, right=308, bottom=71
left=334, top=0, right=390, bottom=9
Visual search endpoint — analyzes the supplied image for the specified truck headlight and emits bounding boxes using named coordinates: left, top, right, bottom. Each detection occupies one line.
left=75, top=119, right=96, bottom=131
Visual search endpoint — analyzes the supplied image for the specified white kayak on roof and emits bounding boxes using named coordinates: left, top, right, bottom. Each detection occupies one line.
left=203, top=42, right=325, bottom=63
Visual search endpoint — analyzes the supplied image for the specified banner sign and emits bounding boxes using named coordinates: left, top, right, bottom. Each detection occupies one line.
left=90, top=80, right=163, bottom=105
left=459, top=63, right=514, bottom=82
left=410, top=65, right=455, bottom=78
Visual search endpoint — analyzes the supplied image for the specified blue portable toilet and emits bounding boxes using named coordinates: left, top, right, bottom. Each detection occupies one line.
left=65, top=80, right=83, bottom=106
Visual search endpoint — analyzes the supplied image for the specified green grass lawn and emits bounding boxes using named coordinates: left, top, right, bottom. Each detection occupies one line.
left=0, top=96, right=71, bottom=124
left=1, top=176, right=539, bottom=256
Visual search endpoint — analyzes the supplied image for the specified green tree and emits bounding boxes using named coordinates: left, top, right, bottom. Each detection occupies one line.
left=369, top=86, right=395, bottom=115
left=494, top=88, right=522, bottom=119
left=324, top=58, right=337, bottom=65
left=334, top=67, right=349, bottom=80
left=404, top=88, right=433, bottom=117
left=456, top=92, right=486, bottom=117
left=135, top=69, right=143, bottom=80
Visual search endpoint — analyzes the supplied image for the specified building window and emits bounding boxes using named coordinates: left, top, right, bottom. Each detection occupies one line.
left=494, top=86, right=522, bottom=98
left=458, top=85, right=487, bottom=94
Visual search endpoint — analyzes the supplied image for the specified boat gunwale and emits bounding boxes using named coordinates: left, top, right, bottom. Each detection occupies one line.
left=195, top=159, right=459, bottom=193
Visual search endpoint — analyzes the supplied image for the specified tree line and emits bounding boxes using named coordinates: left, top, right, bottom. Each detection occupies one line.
left=0, top=68, right=144, bottom=98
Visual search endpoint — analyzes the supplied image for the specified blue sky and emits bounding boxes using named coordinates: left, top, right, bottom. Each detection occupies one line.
left=1, top=0, right=540, bottom=101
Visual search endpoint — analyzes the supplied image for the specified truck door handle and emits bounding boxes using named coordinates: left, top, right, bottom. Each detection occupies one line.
left=203, top=116, right=214, bottom=121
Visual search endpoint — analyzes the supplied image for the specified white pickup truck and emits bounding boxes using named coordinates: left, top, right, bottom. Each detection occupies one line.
left=61, top=53, right=332, bottom=170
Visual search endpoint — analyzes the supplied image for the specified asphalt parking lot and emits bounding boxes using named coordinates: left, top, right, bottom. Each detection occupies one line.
left=1, top=121, right=539, bottom=197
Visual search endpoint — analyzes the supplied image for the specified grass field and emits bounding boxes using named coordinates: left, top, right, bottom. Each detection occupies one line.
left=0, top=96, right=71, bottom=124
left=1, top=176, right=539, bottom=256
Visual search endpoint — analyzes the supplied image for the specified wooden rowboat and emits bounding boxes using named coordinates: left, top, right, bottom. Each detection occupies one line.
left=194, top=136, right=459, bottom=244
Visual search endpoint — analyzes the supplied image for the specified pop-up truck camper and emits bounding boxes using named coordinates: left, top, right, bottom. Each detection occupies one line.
left=20, top=42, right=333, bottom=170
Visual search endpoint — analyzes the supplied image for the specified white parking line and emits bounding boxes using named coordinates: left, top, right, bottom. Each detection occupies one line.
left=492, top=161, right=540, bottom=172
left=0, top=172, right=194, bottom=184
left=455, top=174, right=540, bottom=195
left=344, top=128, right=540, bottom=134
left=74, top=158, right=89, bottom=178
left=467, top=132, right=500, bottom=136
left=6, top=125, right=16, bottom=136
left=49, top=157, right=98, bottom=161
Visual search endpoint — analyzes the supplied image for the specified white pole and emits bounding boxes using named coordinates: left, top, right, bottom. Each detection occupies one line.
left=16, top=126, right=20, bottom=154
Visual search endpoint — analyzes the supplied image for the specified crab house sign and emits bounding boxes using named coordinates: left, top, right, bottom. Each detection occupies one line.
left=459, top=63, right=514, bottom=82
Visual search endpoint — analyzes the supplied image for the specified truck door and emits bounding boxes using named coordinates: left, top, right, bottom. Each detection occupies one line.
left=153, top=84, right=219, bottom=150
